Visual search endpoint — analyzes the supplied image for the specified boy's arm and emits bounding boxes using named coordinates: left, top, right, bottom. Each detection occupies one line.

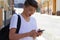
left=9, top=28, right=31, bottom=40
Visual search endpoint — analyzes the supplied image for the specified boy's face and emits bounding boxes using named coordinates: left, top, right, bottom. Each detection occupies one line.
left=24, top=6, right=36, bottom=17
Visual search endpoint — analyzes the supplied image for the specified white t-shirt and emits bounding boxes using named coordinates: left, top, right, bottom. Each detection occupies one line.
left=10, top=14, right=37, bottom=40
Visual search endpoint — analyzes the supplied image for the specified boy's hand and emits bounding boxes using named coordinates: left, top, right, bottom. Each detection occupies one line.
left=30, top=30, right=37, bottom=38
left=37, top=29, right=44, bottom=36
left=37, top=32, right=43, bottom=36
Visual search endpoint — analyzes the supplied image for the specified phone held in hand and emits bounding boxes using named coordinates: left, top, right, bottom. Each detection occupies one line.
left=37, top=29, right=44, bottom=32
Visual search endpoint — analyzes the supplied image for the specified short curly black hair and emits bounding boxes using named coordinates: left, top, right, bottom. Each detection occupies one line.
left=24, top=0, right=38, bottom=9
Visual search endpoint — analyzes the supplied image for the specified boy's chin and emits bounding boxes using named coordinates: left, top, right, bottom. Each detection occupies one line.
left=29, top=14, right=32, bottom=16
left=27, top=14, right=31, bottom=17
left=28, top=15, right=31, bottom=17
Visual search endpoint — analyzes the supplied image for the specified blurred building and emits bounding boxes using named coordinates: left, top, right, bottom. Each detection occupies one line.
left=56, top=0, right=60, bottom=16
left=0, top=0, right=3, bottom=27
left=14, top=0, right=26, bottom=8
left=0, top=0, right=11, bottom=28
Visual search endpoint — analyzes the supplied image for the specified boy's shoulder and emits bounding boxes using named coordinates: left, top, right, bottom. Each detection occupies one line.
left=30, top=16, right=36, bottom=22
left=12, top=14, right=19, bottom=17
left=31, top=16, right=35, bottom=20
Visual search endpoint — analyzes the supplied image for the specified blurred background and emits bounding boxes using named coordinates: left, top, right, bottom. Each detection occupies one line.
left=0, top=0, right=60, bottom=40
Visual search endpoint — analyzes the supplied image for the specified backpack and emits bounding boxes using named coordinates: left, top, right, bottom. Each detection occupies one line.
left=0, top=14, right=21, bottom=40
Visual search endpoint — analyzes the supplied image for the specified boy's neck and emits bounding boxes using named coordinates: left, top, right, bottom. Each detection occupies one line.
left=21, top=12, right=30, bottom=22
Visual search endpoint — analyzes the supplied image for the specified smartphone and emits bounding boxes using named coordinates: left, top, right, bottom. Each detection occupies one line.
left=37, top=29, right=44, bottom=32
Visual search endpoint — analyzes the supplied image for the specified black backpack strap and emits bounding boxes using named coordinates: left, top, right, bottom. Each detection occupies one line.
left=16, top=15, right=21, bottom=33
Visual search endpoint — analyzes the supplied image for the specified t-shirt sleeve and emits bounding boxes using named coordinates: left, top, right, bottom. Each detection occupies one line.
left=9, top=14, right=18, bottom=29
